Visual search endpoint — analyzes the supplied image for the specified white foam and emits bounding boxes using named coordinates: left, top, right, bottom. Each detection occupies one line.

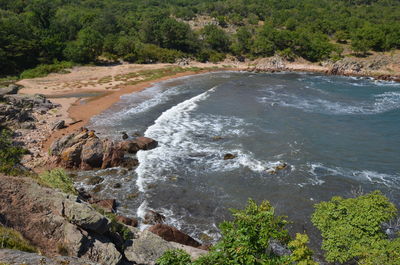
left=259, top=90, right=400, bottom=115
left=308, top=162, right=399, bottom=187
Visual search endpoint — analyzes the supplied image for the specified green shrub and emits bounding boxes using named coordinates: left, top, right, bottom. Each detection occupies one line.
left=157, top=249, right=192, bottom=265
left=288, top=233, right=318, bottom=265
left=38, top=169, right=77, bottom=195
left=20, top=61, right=74, bottom=79
left=0, top=225, right=36, bottom=253
left=312, top=191, right=397, bottom=263
left=159, top=199, right=293, bottom=265
left=0, top=128, right=26, bottom=176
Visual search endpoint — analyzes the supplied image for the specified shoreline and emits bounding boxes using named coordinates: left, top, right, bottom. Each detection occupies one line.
left=15, top=59, right=399, bottom=171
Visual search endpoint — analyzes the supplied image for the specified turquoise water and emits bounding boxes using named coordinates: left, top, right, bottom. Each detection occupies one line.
left=84, top=71, right=400, bottom=247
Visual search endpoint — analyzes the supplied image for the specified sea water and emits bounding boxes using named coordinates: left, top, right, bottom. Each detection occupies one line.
left=77, top=71, right=400, bottom=248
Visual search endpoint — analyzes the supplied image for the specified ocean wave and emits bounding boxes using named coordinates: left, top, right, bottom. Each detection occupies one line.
left=308, top=162, right=399, bottom=187
left=259, top=90, right=400, bottom=115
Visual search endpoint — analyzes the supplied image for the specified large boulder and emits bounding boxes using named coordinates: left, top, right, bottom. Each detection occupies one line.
left=0, top=84, right=20, bottom=98
left=60, top=142, right=83, bottom=168
left=134, top=137, right=158, bottom=150
left=101, top=139, right=125, bottom=169
left=124, top=230, right=175, bottom=265
left=63, top=223, right=122, bottom=265
left=124, top=229, right=207, bottom=265
left=50, top=130, right=157, bottom=170
left=148, top=224, right=201, bottom=248
left=81, top=137, right=104, bottom=169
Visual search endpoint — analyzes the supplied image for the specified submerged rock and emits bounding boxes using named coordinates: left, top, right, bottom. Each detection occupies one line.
left=223, top=153, right=237, bottom=160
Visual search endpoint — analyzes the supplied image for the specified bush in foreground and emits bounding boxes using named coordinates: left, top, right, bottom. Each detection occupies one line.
left=38, top=168, right=77, bottom=195
left=0, top=128, right=26, bottom=176
left=312, top=191, right=398, bottom=264
left=157, top=199, right=317, bottom=265
left=0, top=225, right=36, bottom=253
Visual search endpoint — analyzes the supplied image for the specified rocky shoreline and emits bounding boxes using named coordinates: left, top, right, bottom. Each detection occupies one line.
left=1, top=55, right=399, bottom=264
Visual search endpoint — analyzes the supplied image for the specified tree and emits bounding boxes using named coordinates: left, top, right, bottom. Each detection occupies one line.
left=312, top=191, right=397, bottom=263
left=201, top=25, right=231, bottom=53
left=351, top=24, right=385, bottom=54
left=63, top=28, right=103, bottom=63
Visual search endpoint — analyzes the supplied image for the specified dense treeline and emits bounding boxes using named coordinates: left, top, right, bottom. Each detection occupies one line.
left=1, top=0, right=400, bottom=75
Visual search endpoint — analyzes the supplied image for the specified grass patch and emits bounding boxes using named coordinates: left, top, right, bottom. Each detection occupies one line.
left=0, top=76, right=18, bottom=87
left=0, top=225, right=36, bottom=253
left=20, top=61, right=75, bottom=79
left=115, top=66, right=206, bottom=85
left=0, top=128, right=27, bottom=176
left=38, top=168, right=77, bottom=195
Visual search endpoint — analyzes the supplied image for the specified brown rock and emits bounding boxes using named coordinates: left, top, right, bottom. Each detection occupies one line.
left=101, top=140, right=124, bottom=169
left=116, top=215, right=138, bottom=227
left=91, top=199, right=117, bottom=213
left=134, top=137, right=158, bottom=150
left=148, top=224, right=201, bottom=248
left=60, top=143, right=83, bottom=168
left=81, top=137, right=104, bottom=169
left=119, top=140, right=140, bottom=154
left=223, top=153, right=237, bottom=160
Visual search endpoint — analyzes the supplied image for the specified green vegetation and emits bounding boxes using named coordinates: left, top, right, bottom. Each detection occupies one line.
left=0, top=225, right=36, bottom=253
left=38, top=168, right=77, bottom=195
left=0, top=128, right=26, bottom=176
left=158, top=192, right=399, bottom=265
left=157, top=199, right=316, bottom=265
left=20, top=61, right=74, bottom=79
left=1, top=0, right=400, bottom=76
left=312, top=191, right=398, bottom=264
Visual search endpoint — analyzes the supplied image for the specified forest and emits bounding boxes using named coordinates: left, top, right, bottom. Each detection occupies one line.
left=1, top=0, right=400, bottom=76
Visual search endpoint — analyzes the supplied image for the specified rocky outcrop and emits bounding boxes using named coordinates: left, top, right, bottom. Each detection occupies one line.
left=49, top=129, right=157, bottom=170
left=0, top=175, right=207, bottom=264
left=0, top=94, right=59, bottom=129
left=149, top=224, right=201, bottom=248
left=249, top=56, right=287, bottom=72
left=0, top=84, right=20, bottom=98
left=0, top=176, right=120, bottom=264
left=0, top=249, right=100, bottom=265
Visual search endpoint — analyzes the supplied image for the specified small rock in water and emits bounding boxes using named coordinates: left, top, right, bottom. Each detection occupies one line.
left=212, top=136, right=223, bottom=141
left=87, top=176, right=104, bottom=185
left=127, top=193, right=139, bottom=199
left=144, top=210, right=165, bottom=225
left=92, top=184, right=104, bottom=193
left=122, top=132, right=129, bottom=140
left=132, top=131, right=142, bottom=137
left=223, top=153, right=237, bottom=160
left=275, top=163, right=288, bottom=170
left=113, top=183, right=122, bottom=189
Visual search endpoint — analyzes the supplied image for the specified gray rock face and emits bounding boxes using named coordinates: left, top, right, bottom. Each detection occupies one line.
left=125, top=230, right=175, bottom=265
left=62, top=196, right=109, bottom=234
left=0, top=84, right=20, bottom=97
left=0, top=249, right=100, bottom=265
